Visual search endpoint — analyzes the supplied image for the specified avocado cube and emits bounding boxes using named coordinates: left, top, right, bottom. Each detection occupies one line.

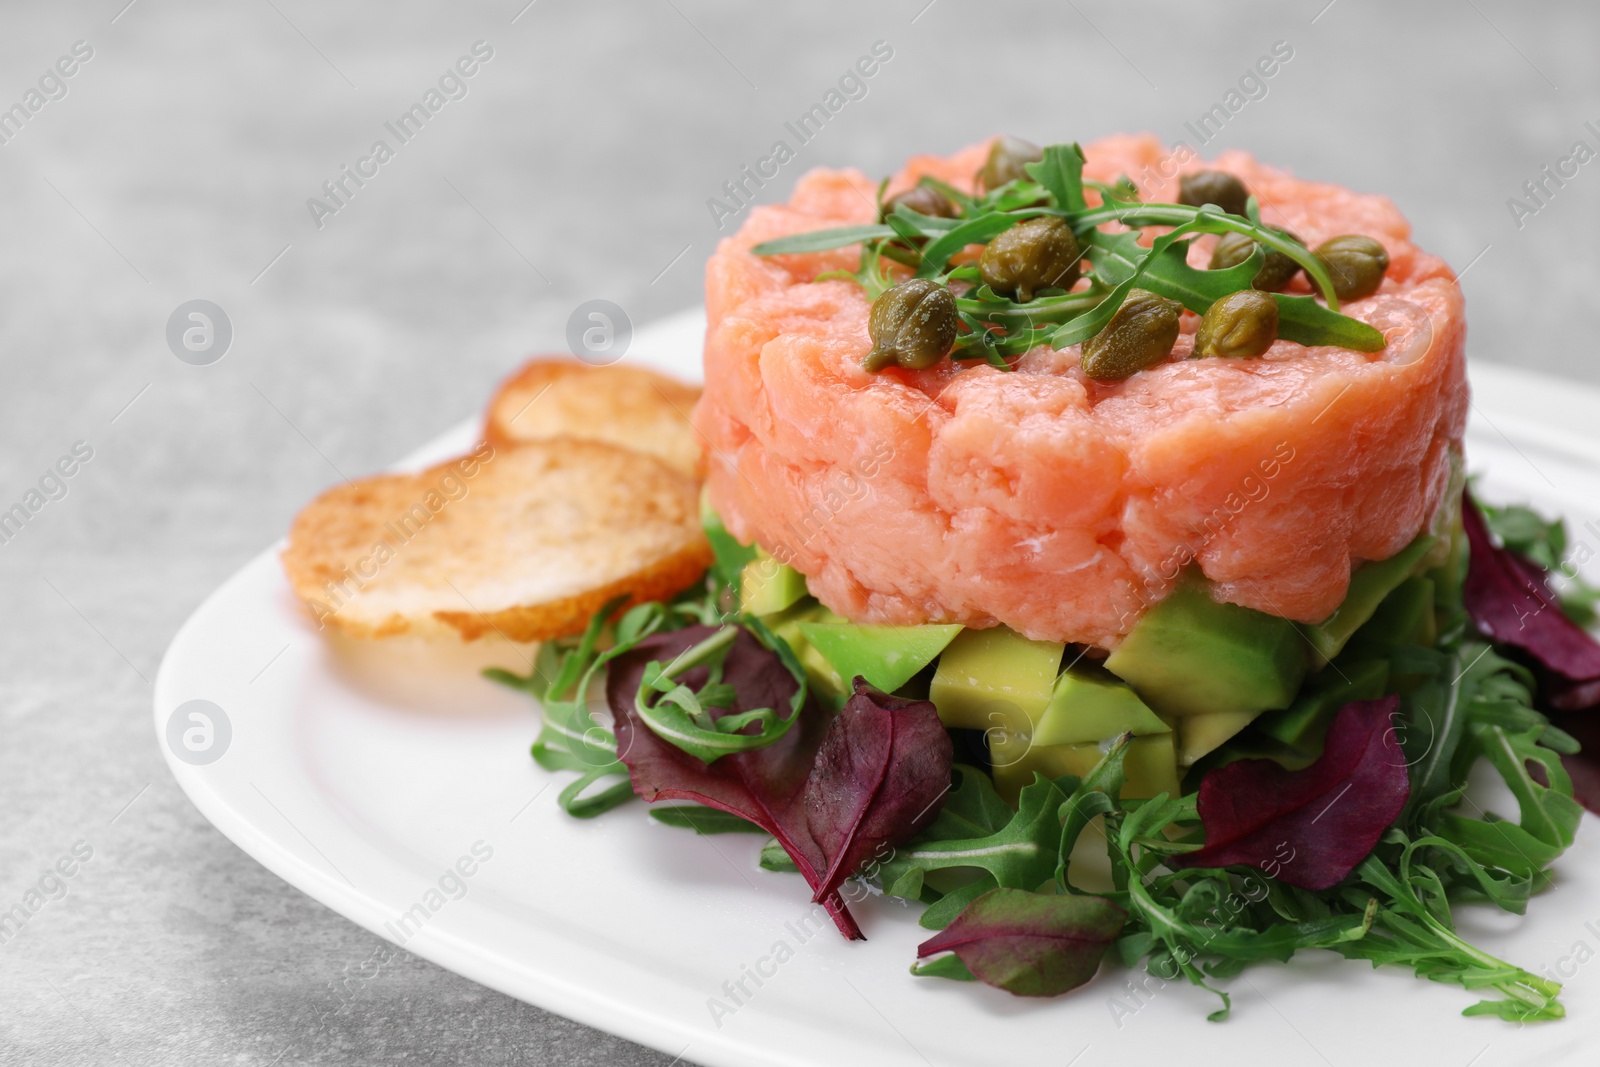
left=1032, top=665, right=1171, bottom=747
left=799, top=641, right=848, bottom=707
left=1344, top=576, right=1437, bottom=659
left=1254, top=656, right=1388, bottom=760
left=739, top=554, right=809, bottom=617
left=1175, top=710, right=1260, bottom=768
left=991, top=732, right=1180, bottom=804
left=796, top=622, right=963, bottom=696
left=928, top=627, right=1064, bottom=734
left=762, top=601, right=842, bottom=653
left=1306, top=535, right=1436, bottom=667
left=1104, top=578, right=1306, bottom=719
left=757, top=602, right=849, bottom=708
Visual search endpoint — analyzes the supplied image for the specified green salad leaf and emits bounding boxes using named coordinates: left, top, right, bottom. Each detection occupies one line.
left=1023, top=143, right=1088, bottom=214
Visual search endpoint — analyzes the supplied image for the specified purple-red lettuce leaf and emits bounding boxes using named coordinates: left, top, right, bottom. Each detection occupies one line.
left=805, top=681, right=952, bottom=903
left=608, top=631, right=953, bottom=940
left=1462, top=491, right=1600, bottom=710
left=1172, top=697, right=1410, bottom=890
left=609, top=626, right=853, bottom=935
left=914, top=887, right=1125, bottom=997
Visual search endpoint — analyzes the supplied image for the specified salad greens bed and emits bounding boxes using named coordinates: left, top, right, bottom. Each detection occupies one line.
left=490, top=492, right=1600, bottom=1021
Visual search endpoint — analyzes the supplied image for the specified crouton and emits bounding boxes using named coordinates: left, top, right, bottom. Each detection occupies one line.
left=281, top=439, right=711, bottom=641
left=483, top=357, right=703, bottom=477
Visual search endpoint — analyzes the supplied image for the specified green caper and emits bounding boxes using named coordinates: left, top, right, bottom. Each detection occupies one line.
left=882, top=184, right=958, bottom=221
left=1314, top=235, right=1389, bottom=300
left=1209, top=228, right=1305, bottom=292
left=1178, top=170, right=1250, bottom=217
left=978, top=216, right=1082, bottom=303
left=864, top=278, right=958, bottom=372
left=1081, top=289, right=1181, bottom=381
left=980, top=135, right=1044, bottom=192
left=1193, top=290, right=1280, bottom=359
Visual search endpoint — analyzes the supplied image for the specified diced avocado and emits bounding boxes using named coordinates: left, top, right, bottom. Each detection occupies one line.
left=739, top=553, right=808, bottom=617
left=1125, top=732, right=1181, bottom=799
left=759, top=602, right=848, bottom=707
left=991, top=732, right=1180, bottom=804
left=1345, top=576, right=1437, bottom=658
left=1305, top=535, right=1436, bottom=667
left=1104, top=577, right=1306, bottom=719
left=1254, top=656, right=1388, bottom=761
left=799, top=641, right=848, bottom=707
left=1175, top=710, right=1259, bottom=768
left=928, top=627, right=1064, bottom=734
left=1032, top=664, right=1171, bottom=747
left=796, top=622, right=963, bottom=696
left=762, top=601, right=842, bottom=653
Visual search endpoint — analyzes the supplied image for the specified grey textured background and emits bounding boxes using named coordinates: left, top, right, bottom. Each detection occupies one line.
left=1, top=1, right=1596, bottom=1064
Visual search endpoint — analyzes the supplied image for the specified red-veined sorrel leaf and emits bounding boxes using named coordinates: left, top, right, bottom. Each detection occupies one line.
left=1172, top=696, right=1409, bottom=890
left=805, top=679, right=952, bottom=903
left=915, top=887, right=1124, bottom=997
left=608, top=629, right=952, bottom=939
left=1463, top=490, right=1600, bottom=710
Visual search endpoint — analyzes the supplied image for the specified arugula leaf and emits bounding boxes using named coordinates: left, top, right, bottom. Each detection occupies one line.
left=887, top=202, right=961, bottom=235
left=759, top=838, right=799, bottom=872
left=630, top=624, right=808, bottom=763
left=874, top=772, right=1073, bottom=922
left=1023, top=143, right=1087, bottom=213
left=912, top=174, right=975, bottom=213
left=1439, top=721, right=1580, bottom=880
left=914, top=212, right=1042, bottom=280
left=488, top=597, right=667, bottom=818
left=750, top=224, right=898, bottom=256
left=1085, top=228, right=1259, bottom=304
left=648, top=806, right=767, bottom=834
left=1345, top=839, right=1563, bottom=1021
left=1273, top=293, right=1388, bottom=352
left=928, top=764, right=1016, bottom=839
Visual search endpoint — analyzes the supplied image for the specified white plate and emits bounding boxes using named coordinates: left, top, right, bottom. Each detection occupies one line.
left=155, top=308, right=1600, bottom=1067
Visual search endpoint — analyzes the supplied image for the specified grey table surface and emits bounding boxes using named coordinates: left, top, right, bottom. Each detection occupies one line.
left=2, top=1, right=1597, bottom=1064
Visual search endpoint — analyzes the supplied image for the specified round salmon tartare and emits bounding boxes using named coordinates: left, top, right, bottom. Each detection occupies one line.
left=695, top=135, right=1467, bottom=648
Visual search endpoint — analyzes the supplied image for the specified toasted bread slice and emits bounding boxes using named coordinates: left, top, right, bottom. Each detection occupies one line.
left=483, top=357, right=703, bottom=477
left=281, top=439, right=712, bottom=642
